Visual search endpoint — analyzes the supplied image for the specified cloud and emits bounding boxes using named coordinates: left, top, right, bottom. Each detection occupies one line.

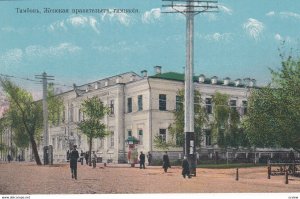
left=93, top=41, right=145, bottom=54
left=142, top=8, right=161, bottom=24
left=243, top=18, right=264, bottom=40
left=48, top=15, right=100, bottom=33
left=219, top=4, right=233, bottom=15
left=25, top=43, right=81, bottom=57
left=0, top=48, right=23, bottom=68
left=279, top=11, right=300, bottom=20
left=266, top=11, right=275, bottom=16
left=198, top=32, right=233, bottom=42
left=101, top=12, right=132, bottom=26
left=0, top=43, right=81, bottom=68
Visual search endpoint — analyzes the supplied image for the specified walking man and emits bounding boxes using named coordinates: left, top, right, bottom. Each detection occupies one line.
left=139, top=151, right=145, bottom=169
left=162, top=151, right=171, bottom=173
left=70, top=145, right=79, bottom=180
left=182, top=156, right=191, bottom=178
left=92, top=151, right=97, bottom=168
left=85, top=152, right=89, bottom=165
left=147, top=152, right=152, bottom=166
left=80, top=150, right=84, bottom=165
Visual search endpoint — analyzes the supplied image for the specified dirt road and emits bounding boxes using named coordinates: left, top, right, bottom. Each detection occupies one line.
left=0, top=162, right=299, bottom=194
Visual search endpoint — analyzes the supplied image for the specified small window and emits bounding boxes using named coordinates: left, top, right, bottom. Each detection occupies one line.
left=230, top=100, right=237, bottom=111
left=110, top=131, right=114, bottom=148
left=138, top=95, right=143, bottom=111
left=176, top=95, right=183, bottom=111
left=138, top=129, right=143, bottom=145
left=242, top=100, right=247, bottom=115
left=127, top=97, right=132, bottom=113
left=110, top=100, right=114, bottom=115
left=205, top=98, right=212, bottom=114
left=205, top=130, right=211, bottom=146
left=159, top=129, right=166, bottom=143
left=159, top=94, right=167, bottom=111
left=128, top=130, right=132, bottom=137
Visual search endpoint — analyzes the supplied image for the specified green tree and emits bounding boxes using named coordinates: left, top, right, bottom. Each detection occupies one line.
left=243, top=53, right=300, bottom=152
left=77, top=96, right=109, bottom=165
left=211, top=92, right=249, bottom=149
left=0, top=78, right=43, bottom=165
left=0, top=78, right=65, bottom=165
left=154, top=89, right=208, bottom=149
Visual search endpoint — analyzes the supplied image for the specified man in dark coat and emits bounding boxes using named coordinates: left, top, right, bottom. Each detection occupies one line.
left=139, top=151, right=145, bottom=169
left=182, top=156, right=191, bottom=178
left=162, top=151, right=171, bottom=173
left=70, top=145, right=79, bottom=180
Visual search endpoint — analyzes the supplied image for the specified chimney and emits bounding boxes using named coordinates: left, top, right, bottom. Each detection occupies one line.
left=130, top=74, right=136, bottom=82
left=198, top=74, right=205, bottom=83
left=104, top=79, right=109, bottom=87
left=141, top=70, right=148, bottom=77
left=249, top=79, right=256, bottom=87
left=154, top=66, right=162, bottom=75
left=116, top=76, right=122, bottom=84
left=235, top=79, right=241, bottom=87
left=223, top=77, right=230, bottom=86
left=211, top=76, right=218, bottom=84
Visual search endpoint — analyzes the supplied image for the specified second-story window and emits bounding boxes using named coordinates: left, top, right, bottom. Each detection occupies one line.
left=138, top=95, right=143, bottom=111
left=159, top=94, right=166, bottom=111
left=176, top=95, right=183, bottom=111
left=205, top=98, right=212, bottom=114
left=230, top=100, right=237, bottom=111
left=138, top=129, right=143, bottom=145
left=127, top=97, right=132, bottom=113
left=242, top=100, right=247, bottom=115
left=69, top=104, right=74, bottom=122
left=110, top=100, right=114, bottom=115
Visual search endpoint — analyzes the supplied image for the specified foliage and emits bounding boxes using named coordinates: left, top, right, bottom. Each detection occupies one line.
left=154, top=89, right=208, bottom=149
left=77, top=96, right=109, bottom=165
left=243, top=52, right=300, bottom=152
left=47, top=83, right=64, bottom=126
left=0, top=78, right=43, bottom=165
left=211, top=92, right=250, bottom=149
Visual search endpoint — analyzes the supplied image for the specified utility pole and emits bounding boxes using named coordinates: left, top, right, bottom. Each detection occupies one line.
left=35, top=72, right=54, bottom=165
left=162, top=0, right=218, bottom=176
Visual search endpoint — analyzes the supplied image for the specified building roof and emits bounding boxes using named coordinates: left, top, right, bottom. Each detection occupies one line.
left=150, top=72, right=245, bottom=87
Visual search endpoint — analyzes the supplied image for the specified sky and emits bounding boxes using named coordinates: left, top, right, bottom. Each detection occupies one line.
left=0, top=0, right=300, bottom=99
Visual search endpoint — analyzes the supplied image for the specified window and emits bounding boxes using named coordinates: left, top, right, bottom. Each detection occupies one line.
left=159, top=94, right=166, bottom=111
left=110, top=100, right=114, bottom=115
left=230, top=100, right=237, bottom=111
left=110, top=131, right=114, bottom=148
left=205, top=130, right=212, bottom=146
left=159, top=129, right=166, bottom=143
left=69, top=104, right=74, bottom=122
left=138, top=129, right=143, bottom=145
left=127, top=97, right=132, bottom=113
left=62, top=110, right=66, bottom=123
left=242, top=100, right=248, bottom=115
left=176, top=95, right=183, bottom=111
left=138, top=95, right=143, bottom=111
left=205, top=98, right=212, bottom=114
left=128, top=130, right=132, bottom=137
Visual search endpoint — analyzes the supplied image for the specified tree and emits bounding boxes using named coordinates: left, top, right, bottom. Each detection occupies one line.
left=243, top=53, right=300, bottom=152
left=211, top=92, right=249, bottom=149
left=154, top=89, right=208, bottom=149
left=77, top=96, right=109, bottom=166
left=0, top=78, right=43, bottom=165
left=0, top=78, right=64, bottom=165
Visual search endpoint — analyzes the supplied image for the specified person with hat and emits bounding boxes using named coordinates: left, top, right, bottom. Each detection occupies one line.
left=70, top=145, right=79, bottom=180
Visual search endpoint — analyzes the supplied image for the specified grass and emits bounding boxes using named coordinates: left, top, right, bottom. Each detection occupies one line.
left=197, top=163, right=266, bottom=169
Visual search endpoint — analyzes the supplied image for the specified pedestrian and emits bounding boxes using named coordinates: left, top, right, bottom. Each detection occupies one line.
left=80, top=150, right=84, bottom=165
left=162, top=151, right=171, bottom=173
left=85, top=152, right=89, bottom=165
left=147, top=152, right=152, bottom=166
left=18, top=154, right=21, bottom=162
left=139, top=151, right=145, bottom=169
left=69, top=145, right=79, bottom=180
left=67, top=150, right=70, bottom=161
left=92, top=151, right=97, bottom=168
left=182, top=156, right=191, bottom=178
left=7, top=154, right=11, bottom=163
